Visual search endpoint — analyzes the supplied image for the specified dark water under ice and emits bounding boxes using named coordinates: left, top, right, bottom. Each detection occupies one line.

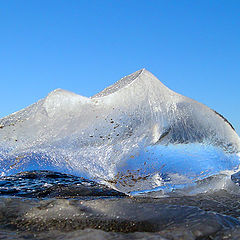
left=1, top=171, right=240, bottom=239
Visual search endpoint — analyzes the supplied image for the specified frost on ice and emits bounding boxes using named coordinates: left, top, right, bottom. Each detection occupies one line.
left=0, top=69, right=239, bottom=194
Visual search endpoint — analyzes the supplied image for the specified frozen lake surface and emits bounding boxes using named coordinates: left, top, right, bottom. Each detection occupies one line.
left=0, top=170, right=240, bottom=239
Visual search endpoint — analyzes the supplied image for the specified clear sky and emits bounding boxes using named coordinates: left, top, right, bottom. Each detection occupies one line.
left=0, top=1, right=240, bottom=133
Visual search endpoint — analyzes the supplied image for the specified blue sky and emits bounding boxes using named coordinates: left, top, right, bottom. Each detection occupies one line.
left=0, top=1, right=240, bottom=133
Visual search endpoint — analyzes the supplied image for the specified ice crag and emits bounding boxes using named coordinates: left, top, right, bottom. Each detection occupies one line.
left=0, top=69, right=239, bottom=195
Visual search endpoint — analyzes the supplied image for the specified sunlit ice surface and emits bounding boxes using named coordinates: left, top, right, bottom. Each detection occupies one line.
left=0, top=69, right=239, bottom=196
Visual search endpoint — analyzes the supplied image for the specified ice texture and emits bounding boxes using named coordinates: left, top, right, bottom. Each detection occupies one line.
left=0, top=69, right=239, bottom=194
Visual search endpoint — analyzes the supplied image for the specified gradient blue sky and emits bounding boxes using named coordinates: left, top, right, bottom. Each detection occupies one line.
left=0, top=1, right=240, bottom=133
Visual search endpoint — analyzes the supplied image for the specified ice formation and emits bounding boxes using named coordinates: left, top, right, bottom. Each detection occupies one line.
left=0, top=69, right=239, bottom=194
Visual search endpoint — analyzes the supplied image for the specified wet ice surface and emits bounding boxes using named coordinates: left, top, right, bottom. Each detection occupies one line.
left=0, top=69, right=240, bottom=195
left=0, top=171, right=240, bottom=239
left=1, top=69, right=240, bottom=239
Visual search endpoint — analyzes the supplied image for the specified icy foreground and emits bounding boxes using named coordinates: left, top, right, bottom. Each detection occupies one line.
left=0, top=69, right=239, bottom=194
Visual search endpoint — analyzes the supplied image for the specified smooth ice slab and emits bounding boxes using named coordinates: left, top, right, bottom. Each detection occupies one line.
left=0, top=69, right=239, bottom=194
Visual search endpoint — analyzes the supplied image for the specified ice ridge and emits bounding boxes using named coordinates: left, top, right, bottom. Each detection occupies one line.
left=0, top=69, right=239, bottom=194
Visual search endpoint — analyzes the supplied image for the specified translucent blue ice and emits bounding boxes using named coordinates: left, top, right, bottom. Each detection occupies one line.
left=0, top=69, right=239, bottom=194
